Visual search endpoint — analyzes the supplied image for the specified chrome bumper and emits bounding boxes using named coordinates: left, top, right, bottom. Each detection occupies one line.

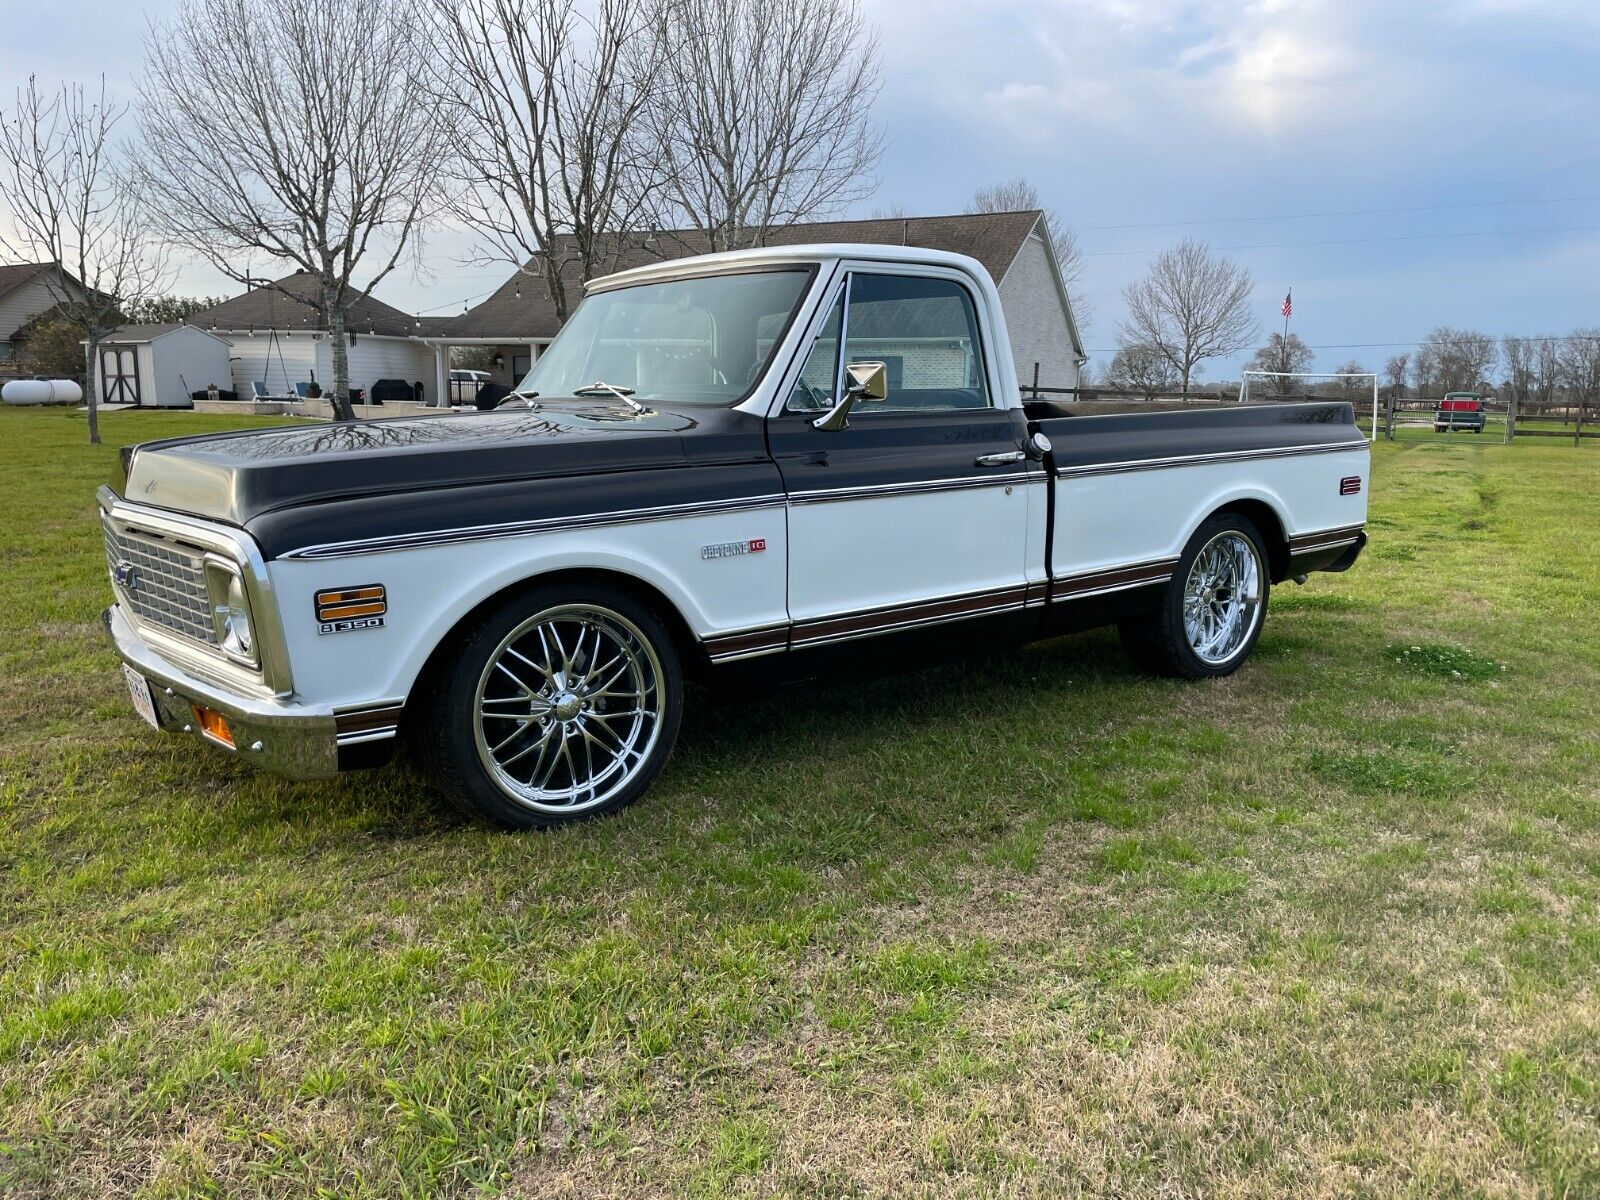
left=103, top=604, right=340, bottom=780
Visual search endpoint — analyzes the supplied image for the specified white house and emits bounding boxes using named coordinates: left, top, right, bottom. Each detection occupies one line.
left=86, top=324, right=234, bottom=408
left=188, top=272, right=438, bottom=405
left=172, top=212, right=1087, bottom=414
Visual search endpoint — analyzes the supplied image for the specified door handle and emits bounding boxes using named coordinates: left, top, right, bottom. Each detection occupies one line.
left=975, top=450, right=1026, bottom=467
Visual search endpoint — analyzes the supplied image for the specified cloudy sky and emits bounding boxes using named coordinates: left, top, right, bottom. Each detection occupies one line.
left=3, top=0, right=1596, bottom=377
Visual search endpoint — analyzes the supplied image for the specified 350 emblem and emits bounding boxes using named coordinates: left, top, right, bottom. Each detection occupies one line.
left=701, top=538, right=766, bottom=560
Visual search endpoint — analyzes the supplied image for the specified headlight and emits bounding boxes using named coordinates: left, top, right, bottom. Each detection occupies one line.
left=204, top=558, right=258, bottom=667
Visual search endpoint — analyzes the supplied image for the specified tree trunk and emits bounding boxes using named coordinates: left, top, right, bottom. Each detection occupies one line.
left=326, top=305, right=356, bottom=421
left=84, top=332, right=102, bottom=445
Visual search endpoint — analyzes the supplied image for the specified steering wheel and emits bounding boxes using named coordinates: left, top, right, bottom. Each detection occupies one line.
left=790, top=379, right=830, bottom=412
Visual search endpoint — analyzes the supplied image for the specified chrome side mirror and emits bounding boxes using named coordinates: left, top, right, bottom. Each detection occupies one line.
left=812, top=360, right=888, bottom=432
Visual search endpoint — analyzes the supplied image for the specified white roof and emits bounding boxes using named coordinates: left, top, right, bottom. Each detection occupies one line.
left=588, top=243, right=990, bottom=292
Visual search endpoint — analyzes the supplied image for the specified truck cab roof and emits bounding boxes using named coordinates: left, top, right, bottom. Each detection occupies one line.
left=588, top=242, right=994, bottom=292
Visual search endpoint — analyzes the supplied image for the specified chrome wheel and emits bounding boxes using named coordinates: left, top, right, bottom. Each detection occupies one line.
left=1182, top=531, right=1264, bottom=666
left=472, top=603, right=664, bottom=815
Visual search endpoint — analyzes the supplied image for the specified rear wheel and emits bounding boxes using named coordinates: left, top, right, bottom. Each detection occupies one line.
left=418, top=583, right=683, bottom=829
left=1119, top=512, right=1270, bottom=679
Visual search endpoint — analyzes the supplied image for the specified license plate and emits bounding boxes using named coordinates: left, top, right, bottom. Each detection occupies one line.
left=122, top=664, right=161, bottom=729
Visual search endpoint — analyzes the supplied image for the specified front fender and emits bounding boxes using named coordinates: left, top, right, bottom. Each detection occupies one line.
left=266, top=509, right=789, bottom=710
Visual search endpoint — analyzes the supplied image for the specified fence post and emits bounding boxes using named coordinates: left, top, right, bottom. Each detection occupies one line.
left=1505, top=393, right=1516, bottom=445
left=1577, top=402, right=1585, bottom=449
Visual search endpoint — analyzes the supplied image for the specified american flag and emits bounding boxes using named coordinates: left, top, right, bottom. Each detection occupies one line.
left=1281, top=290, right=1293, bottom=319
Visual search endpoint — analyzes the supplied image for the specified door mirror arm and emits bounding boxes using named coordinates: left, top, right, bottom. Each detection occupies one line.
left=812, top=361, right=888, bottom=432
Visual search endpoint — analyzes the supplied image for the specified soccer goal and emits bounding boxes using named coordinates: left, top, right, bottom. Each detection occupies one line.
left=1238, top=370, right=1380, bottom=442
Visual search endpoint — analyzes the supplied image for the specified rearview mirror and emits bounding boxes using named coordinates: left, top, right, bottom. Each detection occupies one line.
left=812, top=360, right=888, bottom=432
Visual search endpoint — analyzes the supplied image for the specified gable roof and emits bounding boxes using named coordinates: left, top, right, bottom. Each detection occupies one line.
left=187, top=271, right=420, bottom=337
left=97, top=323, right=231, bottom=346
left=443, top=210, right=1050, bottom=341
left=0, top=262, right=92, bottom=341
left=0, top=262, right=55, bottom=302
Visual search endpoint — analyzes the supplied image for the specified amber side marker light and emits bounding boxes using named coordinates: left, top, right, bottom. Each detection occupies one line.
left=315, top=584, right=387, bottom=622
left=191, top=704, right=235, bottom=749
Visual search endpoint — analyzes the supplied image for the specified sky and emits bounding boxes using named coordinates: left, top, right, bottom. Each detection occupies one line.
left=2, top=0, right=1596, bottom=379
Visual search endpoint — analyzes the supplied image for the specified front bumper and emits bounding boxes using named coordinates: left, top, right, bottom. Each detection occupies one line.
left=104, top=604, right=340, bottom=780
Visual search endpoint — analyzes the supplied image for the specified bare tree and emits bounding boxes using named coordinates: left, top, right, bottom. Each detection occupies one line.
left=967, top=177, right=1090, bottom=330
left=649, top=0, right=882, bottom=251
left=1118, top=239, right=1257, bottom=397
left=1245, top=332, right=1314, bottom=394
left=430, top=0, right=666, bottom=322
left=1501, top=336, right=1535, bottom=409
left=1532, top=336, right=1561, bottom=407
left=1105, top=343, right=1179, bottom=399
left=1414, top=326, right=1496, bottom=396
left=1331, top=359, right=1370, bottom=398
left=1383, top=352, right=1410, bottom=399
left=138, top=0, right=448, bottom=420
left=0, top=77, right=169, bottom=444
left=1559, top=329, right=1600, bottom=408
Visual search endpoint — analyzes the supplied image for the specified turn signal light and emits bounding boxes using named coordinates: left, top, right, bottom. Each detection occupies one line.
left=190, top=704, right=235, bottom=748
left=315, top=585, right=387, bottom=622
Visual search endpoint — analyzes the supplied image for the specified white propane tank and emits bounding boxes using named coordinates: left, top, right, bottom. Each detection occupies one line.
left=1, top=378, right=85, bottom=406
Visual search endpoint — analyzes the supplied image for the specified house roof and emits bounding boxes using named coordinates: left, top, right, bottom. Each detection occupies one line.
left=0, top=262, right=88, bottom=341
left=0, top=261, right=55, bottom=302
left=186, top=271, right=420, bottom=337
left=441, top=210, right=1049, bottom=341
left=96, top=323, right=230, bottom=345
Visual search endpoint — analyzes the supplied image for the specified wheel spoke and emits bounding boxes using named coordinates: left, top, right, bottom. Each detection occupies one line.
left=1182, top=531, right=1264, bottom=666
left=473, top=603, right=666, bottom=814
left=501, top=721, right=557, bottom=771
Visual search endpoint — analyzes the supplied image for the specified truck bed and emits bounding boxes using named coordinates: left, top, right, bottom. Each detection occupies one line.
left=1025, top=400, right=1364, bottom=474
left=1024, top=399, right=1369, bottom=620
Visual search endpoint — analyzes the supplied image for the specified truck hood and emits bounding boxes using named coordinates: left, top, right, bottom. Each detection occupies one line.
left=119, top=405, right=698, bottom=526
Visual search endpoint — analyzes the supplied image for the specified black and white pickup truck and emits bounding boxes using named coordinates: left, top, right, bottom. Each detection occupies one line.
left=100, top=244, right=1369, bottom=827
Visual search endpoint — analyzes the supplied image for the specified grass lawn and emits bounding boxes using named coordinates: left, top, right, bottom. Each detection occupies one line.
left=3, top=406, right=1599, bottom=1198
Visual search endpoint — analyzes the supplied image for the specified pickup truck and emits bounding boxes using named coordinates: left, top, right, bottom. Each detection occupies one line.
left=1434, top=392, right=1486, bottom=433
left=100, top=244, right=1370, bottom=828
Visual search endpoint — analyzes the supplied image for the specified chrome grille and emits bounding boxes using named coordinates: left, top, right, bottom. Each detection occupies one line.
left=103, top=523, right=218, bottom=646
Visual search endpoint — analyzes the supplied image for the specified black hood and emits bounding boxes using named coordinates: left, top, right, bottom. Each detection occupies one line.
left=121, top=405, right=701, bottom=525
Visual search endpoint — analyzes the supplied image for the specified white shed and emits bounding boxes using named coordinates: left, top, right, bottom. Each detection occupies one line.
left=86, top=324, right=234, bottom=408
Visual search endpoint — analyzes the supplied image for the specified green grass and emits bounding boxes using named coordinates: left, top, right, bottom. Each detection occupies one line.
left=2, top=405, right=1599, bottom=1197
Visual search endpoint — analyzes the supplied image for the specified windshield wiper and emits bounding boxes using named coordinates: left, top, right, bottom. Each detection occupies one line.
left=495, top=389, right=541, bottom=410
left=572, top=380, right=645, bottom=414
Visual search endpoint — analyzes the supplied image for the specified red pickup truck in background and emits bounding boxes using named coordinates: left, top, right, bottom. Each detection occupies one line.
left=1435, top=392, right=1486, bottom=433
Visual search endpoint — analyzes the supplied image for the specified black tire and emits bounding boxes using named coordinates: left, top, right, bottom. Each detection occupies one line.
left=1118, top=512, right=1271, bottom=680
left=417, top=582, right=683, bottom=829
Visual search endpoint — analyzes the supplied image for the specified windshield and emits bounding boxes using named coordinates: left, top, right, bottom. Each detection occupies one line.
left=516, top=268, right=813, bottom=406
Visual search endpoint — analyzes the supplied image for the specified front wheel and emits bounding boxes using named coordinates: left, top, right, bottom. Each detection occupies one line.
left=418, top=583, right=683, bottom=829
left=1119, top=513, right=1270, bottom=679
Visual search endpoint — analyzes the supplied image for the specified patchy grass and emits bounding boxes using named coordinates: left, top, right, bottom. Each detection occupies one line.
left=2, top=406, right=1599, bottom=1197
left=1388, top=640, right=1508, bottom=681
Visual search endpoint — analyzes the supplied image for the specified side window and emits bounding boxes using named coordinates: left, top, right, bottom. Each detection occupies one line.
left=842, top=274, right=991, bottom=413
left=787, top=289, right=843, bottom=412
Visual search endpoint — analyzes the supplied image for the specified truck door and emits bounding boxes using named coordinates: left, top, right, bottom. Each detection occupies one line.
left=767, top=266, right=1035, bottom=648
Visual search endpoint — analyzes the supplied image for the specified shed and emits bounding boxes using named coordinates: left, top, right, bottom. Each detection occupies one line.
left=86, top=324, right=233, bottom=408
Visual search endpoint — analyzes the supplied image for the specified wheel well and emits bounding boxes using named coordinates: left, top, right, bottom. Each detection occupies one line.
left=405, top=568, right=707, bottom=721
left=1214, top=500, right=1290, bottom=582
